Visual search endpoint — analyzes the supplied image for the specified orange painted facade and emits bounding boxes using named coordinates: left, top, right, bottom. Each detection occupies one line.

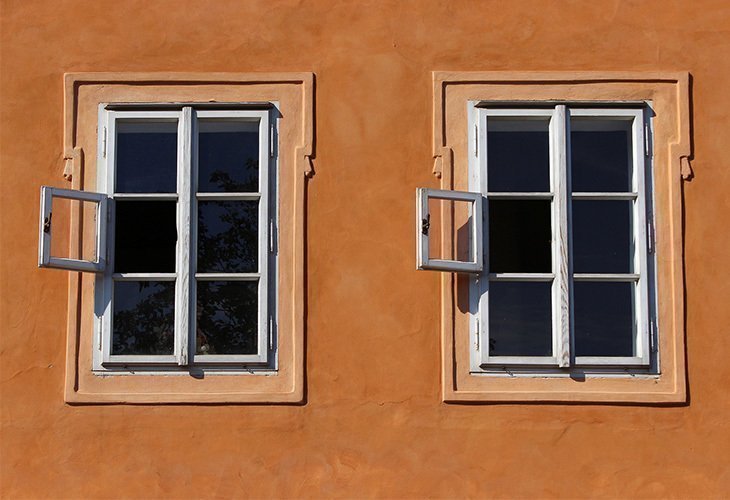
left=2, top=0, right=730, bottom=497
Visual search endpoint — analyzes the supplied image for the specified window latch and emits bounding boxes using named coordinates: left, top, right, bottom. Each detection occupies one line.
left=43, top=213, right=52, bottom=233
left=421, top=214, right=430, bottom=235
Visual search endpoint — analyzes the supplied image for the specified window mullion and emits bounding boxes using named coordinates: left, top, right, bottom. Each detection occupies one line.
left=551, top=105, right=571, bottom=368
left=174, top=107, right=193, bottom=366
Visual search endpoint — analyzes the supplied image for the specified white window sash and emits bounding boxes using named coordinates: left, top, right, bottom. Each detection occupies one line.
left=416, top=188, right=483, bottom=273
left=468, top=104, right=651, bottom=371
left=94, top=106, right=275, bottom=370
left=38, top=186, right=108, bottom=273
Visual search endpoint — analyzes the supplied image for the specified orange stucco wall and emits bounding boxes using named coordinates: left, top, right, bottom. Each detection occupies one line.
left=2, top=0, right=730, bottom=497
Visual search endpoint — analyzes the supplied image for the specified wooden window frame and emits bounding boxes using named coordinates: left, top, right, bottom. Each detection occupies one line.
left=416, top=187, right=483, bottom=273
left=92, top=106, right=274, bottom=371
left=467, top=105, right=653, bottom=371
left=432, top=71, right=691, bottom=403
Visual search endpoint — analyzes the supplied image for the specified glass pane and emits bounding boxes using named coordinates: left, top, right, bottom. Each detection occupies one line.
left=574, top=282, right=635, bottom=357
left=197, top=281, right=258, bottom=355
left=489, top=200, right=551, bottom=273
left=571, top=118, right=632, bottom=192
left=197, top=201, right=258, bottom=273
left=114, top=201, right=177, bottom=273
left=487, top=117, right=550, bottom=192
left=572, top=200, right=633, bottom=273
left=116, top=120, right=178, bottom=193
left=488, top=281, right=552, bottom=357
left=426, top=197, right=475, bottom=263
left=112, top=281, right=175, bottom=355
left=48, top=197, right=98, bottom=262
left=198, top=120, right=259, bottom=193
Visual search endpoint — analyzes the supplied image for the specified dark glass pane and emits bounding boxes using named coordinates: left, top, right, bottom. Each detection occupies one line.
left=116, top=121, right=177, bottom=193
left=572, top=200, right=633, bottom=273
left=489, top=281, right=552, bottom=356
left=198, top=120, right=259, bottom=193
left=112, top=281, right=174, bottom=355
left=197, top=201, right=258, bottom=273
left=197, top=281, right=258, bottom=355
left=574, top=282, right=635, bottom=357
left=114, top=201, right=177, bottom=273
left=489, top=200, right=551, bottom=273
left=571, top=119, right=632, bottom=192
left=487, top=118, right=550, bottom=192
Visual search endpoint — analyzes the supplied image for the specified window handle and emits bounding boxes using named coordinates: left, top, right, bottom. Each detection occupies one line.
left=421, top=214, right=430, bottom=235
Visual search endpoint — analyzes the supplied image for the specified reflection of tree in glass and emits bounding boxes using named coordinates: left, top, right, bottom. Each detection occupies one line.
left=112, top=281, right=175, bottom=355
left=196, top=281, right=258, bottom=355
left=195, top=170, right=261, bottom=355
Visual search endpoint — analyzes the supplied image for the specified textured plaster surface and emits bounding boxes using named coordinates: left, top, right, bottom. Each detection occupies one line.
left=2, top=0, right=730, bottom=497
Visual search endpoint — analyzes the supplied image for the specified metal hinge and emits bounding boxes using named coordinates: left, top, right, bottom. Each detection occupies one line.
left=269, top=218, right=276, bottom=253
left=102, top=127, right=108, bottom=159
left=647, top=217, right=655, bottom=254
left=649, top=319, right=657, bottom=353
left=268, top=316, right=274, bottom=351
left=270, top=124, right=275, bottom=158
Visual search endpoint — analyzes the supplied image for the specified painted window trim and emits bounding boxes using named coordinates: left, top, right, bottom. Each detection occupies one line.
left=416, top=188, right=483, bottom=273
left=432, top=71, right=691, bottom=403
left=92, top=106, right=275, bottom=371
left=59, top=72, right=313, bottom=404
left=466, top=105, right=653, bottom=371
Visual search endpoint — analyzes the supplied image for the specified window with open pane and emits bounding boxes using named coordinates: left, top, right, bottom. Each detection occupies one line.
left=470, top=105, right=653, bottom=370
left=95, top=106, right=273, bottom=369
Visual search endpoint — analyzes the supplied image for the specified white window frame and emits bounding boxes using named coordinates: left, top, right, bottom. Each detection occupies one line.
left=416, top=188, right=483, bottom=273
left=465, top=103, right=653, bottom=372
left=38, top=186, right=107, bottom=273
left=90, top=104, right=275, bottom=371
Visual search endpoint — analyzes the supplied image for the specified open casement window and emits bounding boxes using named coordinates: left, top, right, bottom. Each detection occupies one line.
left=416, top=188, right=483, bottom=273
left=39, top=186, right=108, bottom=272
left=41, top=104, right=276, bottom=370
left=465, top=104, right=654, bottom=371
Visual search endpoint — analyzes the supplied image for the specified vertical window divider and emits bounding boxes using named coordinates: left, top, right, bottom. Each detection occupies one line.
left=633, top=109, right=651, bottom=365
left=258, top=111, right=271, bottom=360
left=174, top=107, right=193, bottom=366
left=551, top=105, right=571, bottom=368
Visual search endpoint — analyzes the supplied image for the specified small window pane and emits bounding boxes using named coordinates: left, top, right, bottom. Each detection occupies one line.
left=112, top=281, right=175, bottom=355
left=197, top=281, right=258, bottom=355
left=489, top=200, right=551, bottom=273
left=572, top=200, right=633, bottom=273
left=574, top=282, right=635, bottom=357
left=487, top=118, right=550, bottom=192
left=116, top=121, right=178, bottom=193
left=114, top=201, right=177, bottom=273
left=571, top=118, right=632, bottom=192
left=198, top=120, right=259, bottom=193
left=197, top=201, right=258, bottom=273
left=488, top=281, right=552, bottom=357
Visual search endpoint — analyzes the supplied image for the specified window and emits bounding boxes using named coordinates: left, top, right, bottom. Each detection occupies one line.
left=42, top=106, right=276, bottom=371
left=428, top=72, right=690, bottom=403
left=41, top=73, right=311, bottom=402
left=469, top=105, right=653, bottom=371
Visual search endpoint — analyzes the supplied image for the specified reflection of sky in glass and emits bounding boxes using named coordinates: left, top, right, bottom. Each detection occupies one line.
left=197, top=201, right=258, bottom=273
left=198, top=121, right=259, bottom=193
left=116, top=121, right=178, bottom=193
left=574, top=282, right=635, bottom=356
left=489, top=281, right=552, bottom=356
left=489, top=200, right=552, bottom=273
left=112, top=281, right=175, bottom=355
left=572, top=200, right=633, bottom=273
left=487, top=118, right=550, bottom=192
left=196, top=281, right=258, bottom=355
left=571, top=120, right=632, bottom=192
left=114, top=200, right=177, bottom=273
